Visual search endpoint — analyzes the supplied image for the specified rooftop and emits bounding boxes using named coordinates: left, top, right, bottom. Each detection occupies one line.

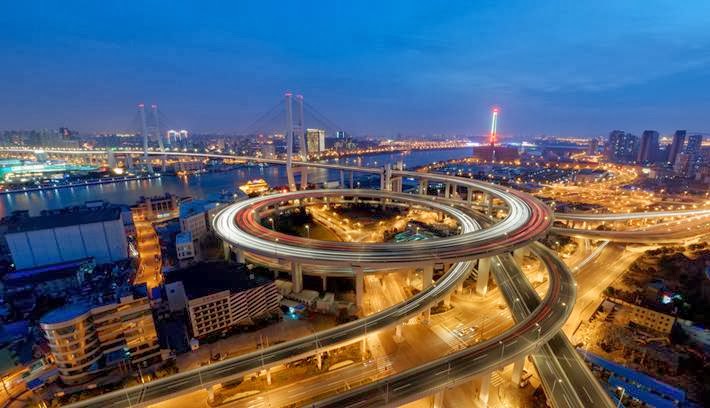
left=166, top=262, right=272, bottom=299
left=7, top=207, right=122, bottom=233
left=176, top=231, right=193, bottom=245
left=179, top=200, right=209, bottom=219
left=40, top=302, right=91, bottom=325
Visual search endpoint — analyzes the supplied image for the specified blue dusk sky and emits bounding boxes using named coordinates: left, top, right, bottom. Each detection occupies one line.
left=1, top=1, right=708, bottom=138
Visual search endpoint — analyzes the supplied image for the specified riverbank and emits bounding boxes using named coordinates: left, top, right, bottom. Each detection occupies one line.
left=0, top=174, right=161, bottom=195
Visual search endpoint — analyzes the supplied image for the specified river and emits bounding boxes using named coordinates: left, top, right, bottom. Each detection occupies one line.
left=0, top=148, right=471, bottom=217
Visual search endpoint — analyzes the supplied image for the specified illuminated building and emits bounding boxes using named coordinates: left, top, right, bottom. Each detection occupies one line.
left=40, top=288, right=162, bottom=384
left=667, top=130, right=685, bottom=165
left=164, top=263, right=280, bottom=339
left=0, top=160, right=97, bottom=183
left=4, top=207, right=128, bottom=270
left=175, top=231, right=198, bottom=265
left=606, top=130, right=638, bottom=163
left=306, top=128, right=326, bottom=153
left=131, top=194, right=180, bottom=221
left=260, top=143, right=276, bottom=159
left=239, top=179, right=270, bottom=196
left=179, top=200, right=210, bottom=242
left=636, top=130, right=660, bottom=163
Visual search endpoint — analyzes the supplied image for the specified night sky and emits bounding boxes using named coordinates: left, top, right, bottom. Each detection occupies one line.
left=1, top=1, right=708, bottom=137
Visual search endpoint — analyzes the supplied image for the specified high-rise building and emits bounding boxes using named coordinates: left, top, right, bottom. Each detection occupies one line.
left=260, top=143, right=276, bottom=159
left=335, top=131, right=346, bottom=139
left=587, top=138, right=599, bottom=155
left=636, top=130, right=660, bottom=163
left=667, top=130, right=686, bottom=165
left=40, top=288, right=162, bottom=384
left=684, top=134, right=705, bottom=175
left=606, top=130, right=638, bottom=162
left=306, top=128, right=326, bottom=153
left=685, top=134, right=703, bottom=156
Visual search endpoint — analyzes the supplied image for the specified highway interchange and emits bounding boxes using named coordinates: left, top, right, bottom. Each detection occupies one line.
left=4, top=148, right=706, bottom=408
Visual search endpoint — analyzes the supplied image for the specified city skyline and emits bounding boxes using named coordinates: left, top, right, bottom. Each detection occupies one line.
left=2, top=1, right=710, bottom=136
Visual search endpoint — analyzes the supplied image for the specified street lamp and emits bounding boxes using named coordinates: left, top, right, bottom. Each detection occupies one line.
left=268, top=217, right=275, bottom=231
left=305, top=224, right=310, bottom=239
left=498, top=340, right=505, bottom=358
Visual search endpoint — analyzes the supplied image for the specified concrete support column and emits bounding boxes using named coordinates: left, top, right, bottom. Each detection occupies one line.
left=340, top=170, right=345, bottom=187
left=456, top=281, right=464, bottom=294
left=433, top=389, right=445, bottom=408
left=511, top=356, right=526, bottom=385
left=445, top=183, right=452, bottom=198
left=300, top=168, right=308, bottom=190
left=422, top=264, right=434, bottom=290
left=486, top=194, right=493, bottom=216
left=207, top=385, right=215, bottom=403
left=419, top=178, right=428, bottom=195
left=354, top=265, right=364, bottom=309
left=360, top=338, right=367, bottom=360
left=443, top=293, right=451, bottom=307
left=321, top=275, right=327, bottom=292
left=421, top=264, right=434, bottom=323
left=466, top=187, right=473, bottom=203
left=394, top=324, right=404, bottom=343
left=236, top=248, right=245, bottom=264
left=513, top=247, right=527, bottom=263
left=476, top=258, right=491, bottom=296
left=266, top=368, right=272, bottom=385
left=479, top=373, right=491, bottom=405
left=316, top=352, right=322, bottom=370
left=222, top=241, right=231, bottom=261
left=286, top=167, right=296, bottom=192
left=291, top=262, right=303, bottom=293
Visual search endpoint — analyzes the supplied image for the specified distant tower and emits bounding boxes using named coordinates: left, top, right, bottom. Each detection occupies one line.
left=284, top=92, right=296, bottom=191
left=489, top=108, right=499, bottom=147
left=138, top=103, right=153, bottom=173
left=295, top=94, right=307, bottom=160
left=152, top=104, right=166, bottom=172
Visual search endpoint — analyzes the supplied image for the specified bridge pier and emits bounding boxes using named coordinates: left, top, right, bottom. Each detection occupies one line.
left=349, top=171, right=354, bottom=188
left=394, top=324, right=404, bottom=343
left=300, top=168, right=308, bottom=190
left=511, top=356, right=526, bottom=385
left=466, top=186, right=473, bottom=203
left=286, top=165, right=296, bottom=191
left=476, top=258, right=491, bottom=296
left=421, top=264, right=434, bottom=323
left=291, top=262, right=303, bottom=293
left=478, top=372, right=491, bottom=405
left=236, top=248, right=246, bottom=264
left=433, top=389, right=445, bottom=408
left=266, top=368, right=272, bottom=385
left=222, top=241, right=231, bottom=261
left=207, top=385, right=215, bottom=403
left=316, top=352, right=322, bottom=370
left=340, top=170, right=345, bottom=188
left=360, top=338, right=367, bottom=360
left=321, top=275, right=327, bottom=292
left=513, top=246, right=529, bottom=263
left=419, top=178, right=428, bottom=195
left=486, top=194, right=493, bottom=216
left=354, top=265, right=364, bottom=309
